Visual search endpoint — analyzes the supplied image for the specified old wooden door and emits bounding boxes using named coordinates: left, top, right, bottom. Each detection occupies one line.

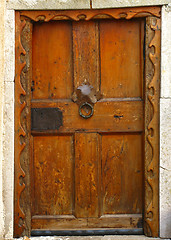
left=15, top=8, right=161, bottom=237
left=30, top=18, right=144, bottom=234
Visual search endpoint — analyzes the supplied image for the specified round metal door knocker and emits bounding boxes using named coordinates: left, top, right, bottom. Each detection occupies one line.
left=79, top=102, right=94, bottom=119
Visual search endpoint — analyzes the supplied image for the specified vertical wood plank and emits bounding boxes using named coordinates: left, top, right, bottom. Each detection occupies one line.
left=33, top=135, right=74, bottom=216
left=73, top=21, right=100, bottom=90
left=75, top=133, right=100, bottom=218
left=101, top=134, right=143, bottom=215
left=32, top=21, right=73, bottom=99
left=100, top=19, right=144, bottom=98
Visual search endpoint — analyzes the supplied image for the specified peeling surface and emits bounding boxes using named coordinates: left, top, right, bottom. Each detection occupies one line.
left=72, top=82, right=102, bottom=105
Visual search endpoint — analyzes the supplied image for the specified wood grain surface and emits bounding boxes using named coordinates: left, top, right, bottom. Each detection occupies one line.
left=31, top=17, right=144, bottom=231
left=32, top=21, right=73, bottom=99
left=15, top=7, right=160, bottom=237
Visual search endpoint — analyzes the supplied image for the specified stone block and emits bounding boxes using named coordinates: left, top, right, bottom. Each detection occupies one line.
left=4, top=9, right=14, bottom=82
left=92, top=0, right=171, bottom=9
left=161, top=5, right=171, bottom=98
left=26, top=236, right=161, bottom=240
left=0, top=0, right=5, bottom=237
left=6, top=0, right=90, bottom=10
left=160, top=98, right=171, bottom=238
left=160, top=99, right=171, bottom=170
left=3, top=81, right=14, bottom=239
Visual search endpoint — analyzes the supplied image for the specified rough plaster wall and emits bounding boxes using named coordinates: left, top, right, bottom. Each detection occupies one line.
left=160, top=4, right=171, bottom=239
left=92, top=0, right=171, bottom=8
left=6, top=0, right=171, bottom=9
left=0, top=0, right=5, bottom=237
left=3, top=7, right=15, bottom=239
left=0, top=0, right=171, bottom=239
left=17, top=237, right=162, bottom=240
left=6, top=0, right=90, bottom=10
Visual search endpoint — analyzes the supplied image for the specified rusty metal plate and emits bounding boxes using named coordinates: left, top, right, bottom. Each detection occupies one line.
left=31, top=108, right=63, bottom=131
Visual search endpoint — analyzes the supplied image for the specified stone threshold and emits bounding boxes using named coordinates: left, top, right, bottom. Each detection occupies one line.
left=27, top=236, right=161, bottom=240
left=2, top=236, right=163, bottom=240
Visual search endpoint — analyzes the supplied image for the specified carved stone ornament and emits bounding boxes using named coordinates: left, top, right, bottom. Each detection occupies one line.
left=15, top=7, right=161, bottom=237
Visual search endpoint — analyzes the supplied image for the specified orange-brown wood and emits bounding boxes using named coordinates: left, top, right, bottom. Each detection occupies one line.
left=19, top=7, right=161, bottom=22
left=31, top=100, right=143, bottom=133
left=73, top=21, right=100, bottom=90
left=15, top=8, right=160, bottom=237
left=32, top=21, right=73, bottom=99
left=75, top=133, right=100, bottom=218
left=19, top=19, right=33, bottom=236
left=31, top=214, right=142, bottom=230
left=32, top=135, right=74, bottom=215
left=101, top=134, right=143, bottom=214
left=144, top=17, right=160, bottom=237
left=14, top=12, right=27, bottom=237
left=30, top=15, right=144, bottom=231
left=100, top=19, right=144, bottom=98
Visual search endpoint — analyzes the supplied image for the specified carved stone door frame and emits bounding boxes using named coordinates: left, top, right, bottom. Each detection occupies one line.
left=14, top=7, right=160, bottom=237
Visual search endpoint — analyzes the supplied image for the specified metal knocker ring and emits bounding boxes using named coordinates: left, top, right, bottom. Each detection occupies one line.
left=79, top=102, right=94, bottom=119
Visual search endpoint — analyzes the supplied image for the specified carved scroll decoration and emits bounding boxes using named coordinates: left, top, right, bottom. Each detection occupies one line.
left=144, top=17, right=160, bottom=237
left=14, top=12, right=27, bottom=237
left=19, top=6, right=161, bottom=22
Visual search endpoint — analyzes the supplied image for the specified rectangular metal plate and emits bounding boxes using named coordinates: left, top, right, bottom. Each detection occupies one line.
left=31, top=108, right=63, bottom=131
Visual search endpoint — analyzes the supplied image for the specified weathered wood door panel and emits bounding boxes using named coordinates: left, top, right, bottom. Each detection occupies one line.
left=15, top=8, right=160, bottom=237
left=30, top=18, right=144, bottom=231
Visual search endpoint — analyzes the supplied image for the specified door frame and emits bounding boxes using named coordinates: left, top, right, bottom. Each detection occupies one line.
left=14, top=6, right=161, bottom=237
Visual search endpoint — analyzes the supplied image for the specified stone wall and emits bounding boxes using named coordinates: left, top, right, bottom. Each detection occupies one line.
left=0, top=0, right=170, bottom=239
left=0, top=0, right=5, bottom=237
left=160, top=4, right=171, bottom=238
